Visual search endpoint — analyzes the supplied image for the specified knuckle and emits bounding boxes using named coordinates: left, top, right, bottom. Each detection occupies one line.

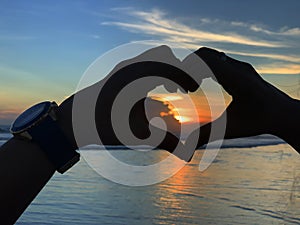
left=150, top=45, right=172, bottom=55
left=243, top=62, right=256, bottom=72
left=194, top=47, right=220, bottom=58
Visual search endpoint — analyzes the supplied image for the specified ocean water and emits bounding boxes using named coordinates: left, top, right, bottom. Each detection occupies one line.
left=1, top=131, right=300, bottom=224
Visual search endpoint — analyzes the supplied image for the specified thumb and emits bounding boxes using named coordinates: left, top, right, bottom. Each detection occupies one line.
left=183, top=123, right=212, bottom=162
left=147, top=124, right=185, bottom=155
left=183, top=112, right=227, bottom=162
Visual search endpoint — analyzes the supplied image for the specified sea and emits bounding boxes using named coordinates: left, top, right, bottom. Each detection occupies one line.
left=1, top=125, right=300, bottom=224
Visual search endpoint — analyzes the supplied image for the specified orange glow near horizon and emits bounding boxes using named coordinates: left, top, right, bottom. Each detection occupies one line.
left=150, top=89, right=232, bottom=125
left=155, top=96, right=195, bottom=124
left=0, top=79, right=72, bottom=124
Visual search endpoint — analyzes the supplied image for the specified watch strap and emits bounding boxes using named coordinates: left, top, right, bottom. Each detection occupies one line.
left=29, top=115, right=80, bottom=173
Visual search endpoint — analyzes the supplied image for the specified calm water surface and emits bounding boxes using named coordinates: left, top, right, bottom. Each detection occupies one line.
left=17, top=144, right=300, bottom=224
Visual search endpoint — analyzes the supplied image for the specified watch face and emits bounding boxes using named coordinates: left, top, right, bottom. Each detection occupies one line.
left=10, top=101, right=51, bottom=133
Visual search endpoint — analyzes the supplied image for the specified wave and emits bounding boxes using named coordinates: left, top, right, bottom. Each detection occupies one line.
left=0, top=132, right=285, bottom=149
left=204, top=135, right=285, bottom=149
left=79, top=135, right=285, bottom=150
left=0, top=126, right=10, bottom=134
left=0, top=133, right=13, bottom=141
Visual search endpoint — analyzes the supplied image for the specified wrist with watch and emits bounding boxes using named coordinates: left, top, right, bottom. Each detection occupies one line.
left=10, top=101, right=80, bottom=174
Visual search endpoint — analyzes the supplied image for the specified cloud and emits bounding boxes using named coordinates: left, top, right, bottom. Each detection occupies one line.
left=102, top=8, right=284, bottom=48
left=280, top=27, right=300, bottom=36
left=89, top=34, right=101, bottom=39
left=246, top=24, right=300, bottom=37
left=223, top=50, right=300, bottom=63
left=230, top=21, right=248, bottom=27
left=152, top=95, right=183, bottom=101
left=142, top=38, right=300, bottom=65
left=227, top=20, right=300, bottom=37
left=255, top=63, right=300, bottom=74
left=102, top=8, right=300, bottom=75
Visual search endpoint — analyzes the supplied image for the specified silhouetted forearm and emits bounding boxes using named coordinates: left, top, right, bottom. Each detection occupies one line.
left=0, top=138, right=55, bottom=224
left=273, top=98, right=300, bottom=153
left=0, top=100, right=75, bottom=224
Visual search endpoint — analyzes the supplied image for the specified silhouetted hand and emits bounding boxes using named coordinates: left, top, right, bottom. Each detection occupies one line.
left=183, top=47, right=300, bottom=159
left=58, top=45, right=199, bottom=153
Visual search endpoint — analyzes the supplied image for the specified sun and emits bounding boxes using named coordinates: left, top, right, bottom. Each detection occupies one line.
left=149, top=94, right=194, bottom=124
left=170, top=106, right=193, bottom=124
left=174, top=115, right=192, bottom=123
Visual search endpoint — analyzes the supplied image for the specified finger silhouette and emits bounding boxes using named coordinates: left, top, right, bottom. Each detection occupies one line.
left=183, top=47, right=267, bottom=98
left=105, top=45, right=199, bottom=94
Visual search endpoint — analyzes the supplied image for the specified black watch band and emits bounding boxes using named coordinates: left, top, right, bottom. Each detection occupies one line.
left=29, top=114, right=80, bottom=173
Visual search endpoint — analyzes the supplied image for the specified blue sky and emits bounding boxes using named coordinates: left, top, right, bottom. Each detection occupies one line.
left=1, top=0, right=300, bottom=124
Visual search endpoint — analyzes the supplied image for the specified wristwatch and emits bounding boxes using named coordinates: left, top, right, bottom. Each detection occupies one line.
left=10, top=101, right=80, bottom=173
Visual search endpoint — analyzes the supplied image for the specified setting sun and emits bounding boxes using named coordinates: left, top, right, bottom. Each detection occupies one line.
left=174, top=115, right=192, bottom=123
left=149, top=93, right=208, bottom=124
left=154, top=95, right=195, bottom=124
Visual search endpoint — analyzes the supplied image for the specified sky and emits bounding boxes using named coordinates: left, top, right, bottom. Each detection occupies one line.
left=0, top=0, right=300, bottom=124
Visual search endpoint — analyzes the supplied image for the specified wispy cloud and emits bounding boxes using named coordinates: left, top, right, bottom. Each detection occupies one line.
left=102, top=8, right=283, bottom=48
left=102, top=8, right=300, bottom=74
left=141, top=39, right=300, bottom=64
left=256, top=63, right=300, bottom=74
left=223, top=50, right=300, bottom=64
left=230, top=21, right=300, bottom=37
